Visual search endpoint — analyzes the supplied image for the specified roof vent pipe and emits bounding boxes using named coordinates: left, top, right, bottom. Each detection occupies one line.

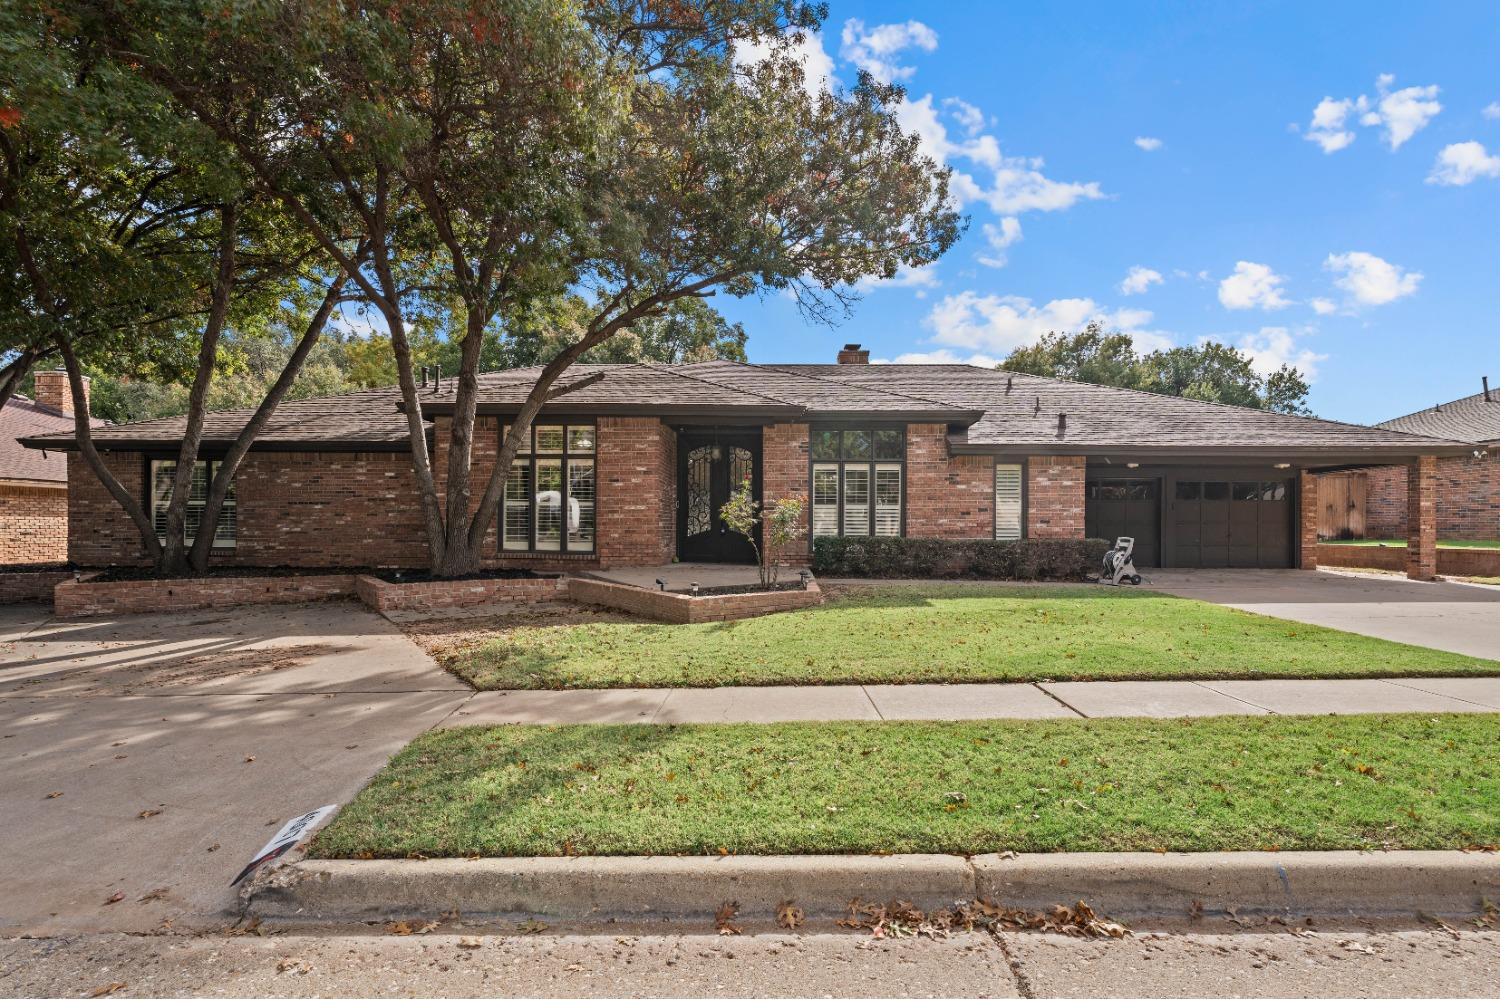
left=1006, top=376, right=1013, bottom=394
left=1034, top=397, right=1041, bottom=415
left=420, top=366, right=428, bottom=389
left=1057, top=413, right=1067, bottom=436
left=433, top=364, right=441, bottom=392
left=1485, top=375, right=1492, bottom=402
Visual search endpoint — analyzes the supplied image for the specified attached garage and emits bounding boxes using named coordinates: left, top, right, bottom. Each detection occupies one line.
left=1085, top=468, right=1295, bottom=569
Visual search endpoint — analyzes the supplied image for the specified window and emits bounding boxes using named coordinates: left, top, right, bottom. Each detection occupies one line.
left=994, top=463, right=1023, bottom=540
left=500, top=422, right=596, bottom=553
left=150, top=459, right=236, bottom=549
left=810, top=427, right=904, bottom=537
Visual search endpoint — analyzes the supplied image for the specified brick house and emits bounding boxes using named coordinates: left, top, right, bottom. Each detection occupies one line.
left=1, top=371, right=97, bottom=564
left=19, top=347, right=1466, bottom=580
left=1318, top=380, right=1498, bottom=543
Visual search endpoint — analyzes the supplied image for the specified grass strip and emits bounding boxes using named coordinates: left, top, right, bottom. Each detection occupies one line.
left=436, top=585, right=1496, bottom=690
left=310, top=714, right=1500, bottom=859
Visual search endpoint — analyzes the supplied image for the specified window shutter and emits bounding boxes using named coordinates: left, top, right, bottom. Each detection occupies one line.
left=995, top=463, right=1023, bottom=540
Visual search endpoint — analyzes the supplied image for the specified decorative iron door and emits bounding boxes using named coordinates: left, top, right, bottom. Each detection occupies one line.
left=677, top=432, right=761, bottom=563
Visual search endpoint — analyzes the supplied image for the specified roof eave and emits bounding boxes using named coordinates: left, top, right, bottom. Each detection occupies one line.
left=18, top=435, right=414, bottom=454
left=947, top=440, right=1478, bottom=461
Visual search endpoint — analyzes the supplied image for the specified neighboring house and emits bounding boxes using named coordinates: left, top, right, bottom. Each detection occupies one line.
left=19, top=346, right=1466, bottom=579
left=1, top=371, right=96, bottom=564
left=1328, top=380, right=1498, bottom=542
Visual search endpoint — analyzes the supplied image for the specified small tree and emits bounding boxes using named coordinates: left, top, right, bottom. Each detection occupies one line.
left=720, top=480, right=807, bottom=587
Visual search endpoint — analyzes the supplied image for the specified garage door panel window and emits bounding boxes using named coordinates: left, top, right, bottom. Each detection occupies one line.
left=810, top=427, right=905, bottom=538
left=1171, top=477, right=1292, bottom=569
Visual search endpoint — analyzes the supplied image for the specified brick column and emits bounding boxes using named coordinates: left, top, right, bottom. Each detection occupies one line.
left=1297, top=469, right=1318, bottom=569
left=1026, top=456, right=1086, bottom=539
left=762, top=422, right=810, bottom=567
left=1406, top=454, right=1438, bottom=581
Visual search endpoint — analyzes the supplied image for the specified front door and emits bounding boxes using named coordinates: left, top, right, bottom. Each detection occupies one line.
left=678, top=432, right=761, bottom=563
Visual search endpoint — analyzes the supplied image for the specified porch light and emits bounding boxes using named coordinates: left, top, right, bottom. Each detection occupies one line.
left=1126, top=462, right=1139, bottom=469
left=1273, top=463, right=1291, bottom=469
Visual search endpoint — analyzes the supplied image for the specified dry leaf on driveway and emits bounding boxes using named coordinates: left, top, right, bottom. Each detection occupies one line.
left=89, top=984, right=126, bottom=997
left=715, top=901, right=742, bottom=935
left=775, top=900, right=804, bottom=930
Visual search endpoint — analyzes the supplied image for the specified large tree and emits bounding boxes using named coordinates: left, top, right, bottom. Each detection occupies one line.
left=111, top=0, right=960, bottom=576
left=2, top=2, right=366, bottom=575
left=1003, top=323, right=1313, bottom=415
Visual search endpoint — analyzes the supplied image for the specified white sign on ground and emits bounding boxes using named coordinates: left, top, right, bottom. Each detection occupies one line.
left=230, top=805, right=339, bottom=886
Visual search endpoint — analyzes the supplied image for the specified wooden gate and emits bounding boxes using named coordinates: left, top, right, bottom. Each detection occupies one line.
left=1317, top=472, right=1367, bottom=540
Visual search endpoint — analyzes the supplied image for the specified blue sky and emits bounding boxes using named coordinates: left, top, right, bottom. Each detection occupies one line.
left=716, top=1, right=1500, bottom=424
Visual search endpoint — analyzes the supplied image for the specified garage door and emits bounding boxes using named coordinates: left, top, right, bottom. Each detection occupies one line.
left=1085, top=479, right=1160, bottom=567
left=1171, top=479, right=1292, bottom=568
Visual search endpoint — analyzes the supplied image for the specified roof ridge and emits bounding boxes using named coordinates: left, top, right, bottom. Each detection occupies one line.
left=1377, top=389, right=1496, bottom=428
left=640, top=361, right=804, bottom=409
left=706, top=359, right=961, bottom=411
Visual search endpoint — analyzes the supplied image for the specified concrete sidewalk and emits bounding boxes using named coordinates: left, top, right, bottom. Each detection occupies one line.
left=442, top=675, right=1500, bottom=726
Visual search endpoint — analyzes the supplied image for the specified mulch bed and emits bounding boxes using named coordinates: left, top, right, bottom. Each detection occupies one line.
left=672, top=580, right=808, bottom=597
left=371, top=568, right=555, bottom=584
left=85, top=564, right=371, bottom=584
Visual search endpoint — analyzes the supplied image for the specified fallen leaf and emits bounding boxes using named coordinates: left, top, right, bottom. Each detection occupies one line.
left=244, top=756, right=256, bottom=764
left=102, top=892, right=125, bottom=905
left=384, top=920, right=438, bottom=936
left=138, top=809, right=162, bottom=819
left=276, top=958, right=311, bottom=975
left=136, top=887, right=169, bottom=903
left=44, top=791, right=62, bottom=799
left=518, top=918, right=548, bottom=935
left=457, top=936, right=483, bottom=949
left=1339, top=939, right=1378, bottom=955
left=715, top=900, right=742, bottom=936
left=90, top=984, right=126, bottom=997
left=775, top=899, right=804, bottom=930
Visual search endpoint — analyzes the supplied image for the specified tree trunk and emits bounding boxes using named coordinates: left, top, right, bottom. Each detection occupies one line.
left=0, top=347, right=42, bottom=409
left=55, top=335, right=162, bottom=559
left=159, top=203, right=238, bottom=577
left=186, top=269, right=349, bottom=573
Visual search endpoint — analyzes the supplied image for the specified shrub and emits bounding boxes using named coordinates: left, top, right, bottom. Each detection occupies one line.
left=812, top=536, right=1111, bottom=581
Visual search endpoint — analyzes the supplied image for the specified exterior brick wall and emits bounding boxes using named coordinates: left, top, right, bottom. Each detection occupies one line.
left=594, top=416, right=675, bottom=567
left=354, top=573, right=567, bottom=614
left=762, top=422, right=811, bottom=567
left=904, top=424, right=994, bottom=540
left=54, top=572, right=356, bottom=618
left=0, top=483, right=68, bottom=563
left=1359, top=454, right=1500, bottom=541
left=1027, top=456, right=1086, bottom=539
left=1316, top=543, right=1500, bottom=578
left=567, top=575, right=822, bottom=623
left=1407, top=454, right=1438, bottom=580
left=68, top=452, right=146, bottom=566
left=0, top=568, right=73, bottom=603
left=1298, top=469, right=1319, bottom=569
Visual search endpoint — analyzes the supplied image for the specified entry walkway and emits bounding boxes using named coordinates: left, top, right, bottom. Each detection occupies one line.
left=443, top=675, right=1500, bottom=726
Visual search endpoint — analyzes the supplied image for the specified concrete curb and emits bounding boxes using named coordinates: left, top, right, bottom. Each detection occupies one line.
left=246, top=851, right=1500, bottom=925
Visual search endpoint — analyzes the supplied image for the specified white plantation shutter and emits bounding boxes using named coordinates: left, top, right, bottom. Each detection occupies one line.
left=874, top=465, right=901, bottom=536
left=842, top=466, right=870, bottom=536
left=812, top=465, right=840, bottom=537
left=995, top=463, right=1023, bottom=540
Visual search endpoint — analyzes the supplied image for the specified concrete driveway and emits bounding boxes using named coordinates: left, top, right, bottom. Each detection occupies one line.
left=0, top=600, right=470, bottom=936
left=1148, top=568, right=1500, bottom=660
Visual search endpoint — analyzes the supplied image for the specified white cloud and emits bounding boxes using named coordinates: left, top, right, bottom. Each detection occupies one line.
left=1427, top=141, right=1500, bottom=186
left=839, top=19, right=937, bottom=83
left=1323, top=251, right=1421, bottom=307
left=733, top=29, right=835, bottom=99
left=882, top=348, right=1004, bottom=367
left=1133, top=136, right=1163, bottom=151
left=1310, top=297, right=1338, bottom=315
left=976, top=217, right=1023, bottom=268
left=853, top=262, right=940, bottom=295
left=1119, top=266, right=1164, bottom=295
left=1484, top=102, right=1500, bottom=121
left=1304, top=97, right=1358, bottom=153
left=1218, top=261, right=1291, bottom=311
left=1302, top=75, right=1441, bottom=153
left=1368, top=74, right=1442, bottom=150
left=944, top=97, right=986, bottom=136
left=1235, top=327, right=1326, bottom=382
left=923, top=292, right=1171, bottom=355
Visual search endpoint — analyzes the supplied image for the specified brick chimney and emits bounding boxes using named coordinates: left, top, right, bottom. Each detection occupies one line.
left=32, top=369, right=87, bottom=417
left=837, top=343, right=870, bottom=365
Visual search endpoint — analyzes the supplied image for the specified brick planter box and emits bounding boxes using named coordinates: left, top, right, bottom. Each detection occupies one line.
left=1316, top=543, right=1500, bottom=578
left=354, top=574, right=568, bottom=615
left=53, top=573, right=357, bottom=618
left=567, top=576, right=823, bottom=624
left=0, top=568, right=74, bottom=605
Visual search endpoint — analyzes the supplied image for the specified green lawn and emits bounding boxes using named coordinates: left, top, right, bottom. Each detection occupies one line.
left=309, top=715, right=1500, bottom=858
left=437, top=584, right=1497, bottom=689
left=1321, top=538, right=1500, bottom=550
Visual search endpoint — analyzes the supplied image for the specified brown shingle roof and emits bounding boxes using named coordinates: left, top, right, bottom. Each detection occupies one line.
left=1, top=396, right=102, bottom=484
left=1378, top=388, right=1500, bottom=445
left=769, top=364, right=1467, bottom=456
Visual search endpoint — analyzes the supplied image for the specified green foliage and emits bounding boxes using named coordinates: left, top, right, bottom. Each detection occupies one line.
left=1002, top=322, right=1314, bottom=415
left=311, top=714, right=1500, bottom=857
left=812, top=536, right=1110, bottom=581
left=720, top=480, right=807, bottom=585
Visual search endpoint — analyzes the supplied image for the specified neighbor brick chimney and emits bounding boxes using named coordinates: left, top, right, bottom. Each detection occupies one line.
left=837, top=343, right=870, bottom=364
left=32, top=369, right=87, bottom=417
